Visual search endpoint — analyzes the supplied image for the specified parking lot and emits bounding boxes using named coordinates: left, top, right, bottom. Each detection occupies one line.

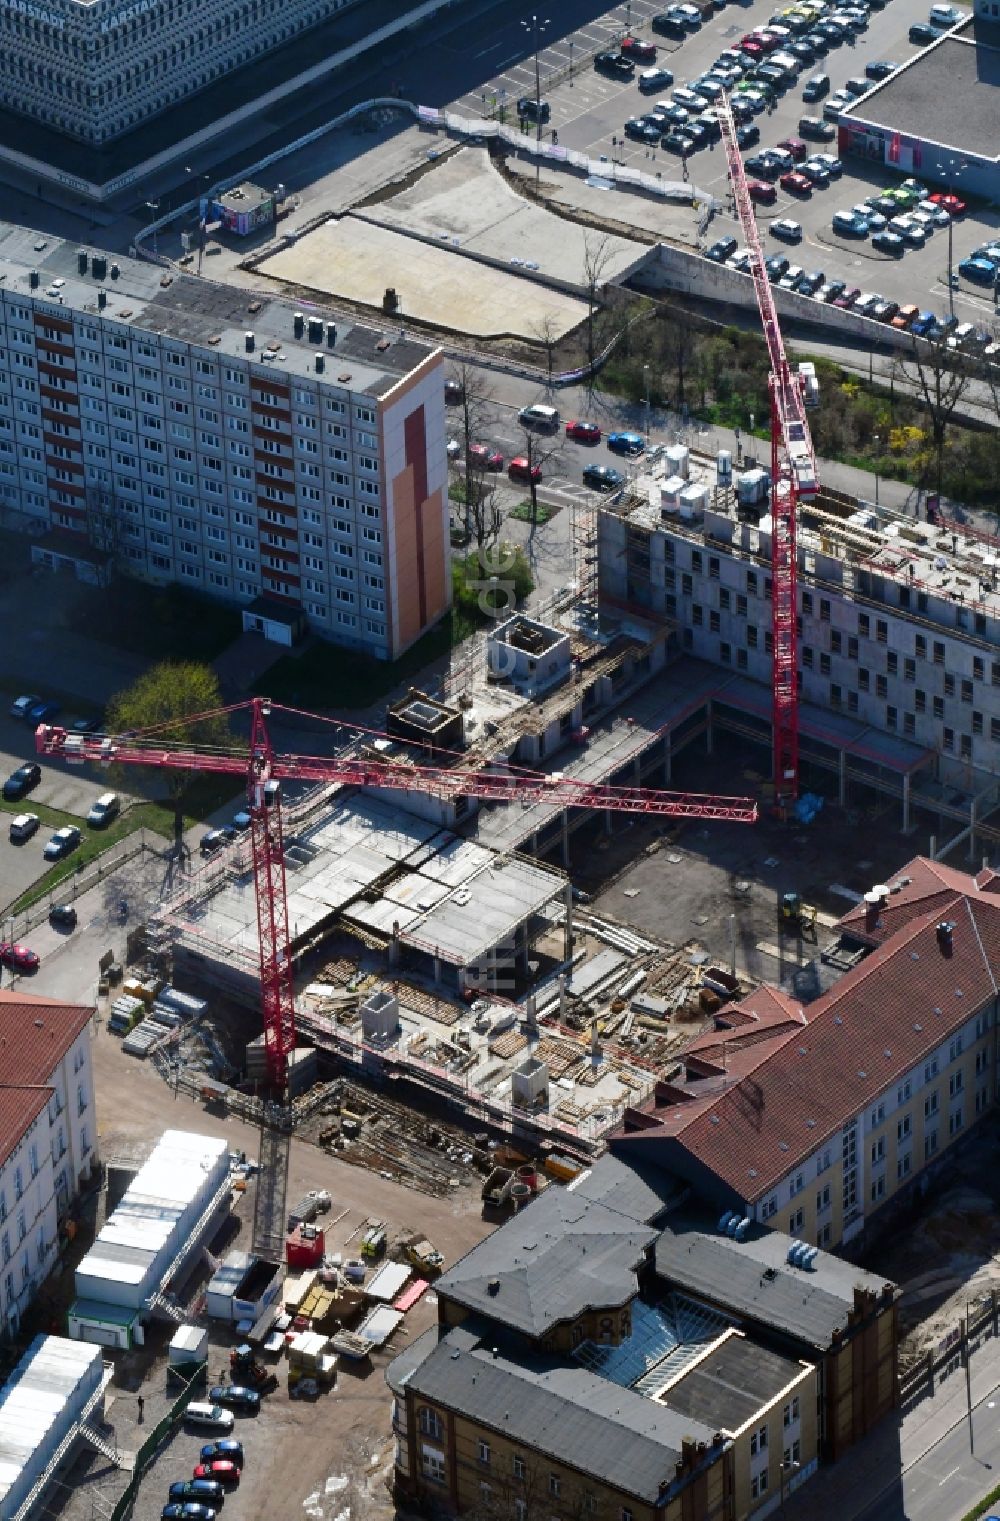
left=450, top=0, right=1000, bottom=327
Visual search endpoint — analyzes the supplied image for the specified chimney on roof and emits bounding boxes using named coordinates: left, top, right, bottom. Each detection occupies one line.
left=487, top=1278, right=500, bottom=1296
left=936, top=920, right=956, bottom=956
left=245, top=331, right=255, bottom=352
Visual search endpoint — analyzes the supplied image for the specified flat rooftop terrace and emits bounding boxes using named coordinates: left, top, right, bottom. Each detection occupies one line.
left=0, top=222, right=434, bottom=394
left=842, top=25, right=1000, bottom=162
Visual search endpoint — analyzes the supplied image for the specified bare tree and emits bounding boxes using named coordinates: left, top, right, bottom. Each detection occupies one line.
left=582, top=232, right=618, bottom=385
left=893, top=335, right=973, bottom=497
left=516, top=424, right=563, bottom=530
left=531, top=310, right=561, bottom=386
left=468, top=469, right=504, bottom=552
left=449, top=360, right=497, bottom=538
left=657, top=303, right=698, bottom=411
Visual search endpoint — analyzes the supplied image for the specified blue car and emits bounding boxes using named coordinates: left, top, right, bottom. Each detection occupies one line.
left=28, top=700, right=61, bottom=724
left=958, top=257, right=997, bottom=286
left=607, top=431, right=645, bottom=457
left=200, top=1441, right=244, bottom=1468
left=909, top=310, right=936, bottom=336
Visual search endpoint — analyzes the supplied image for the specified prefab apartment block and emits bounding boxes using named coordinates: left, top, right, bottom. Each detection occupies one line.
left=0, top=225, right=450, bottom=660
left=69, top=1130, right=230, bottom=1347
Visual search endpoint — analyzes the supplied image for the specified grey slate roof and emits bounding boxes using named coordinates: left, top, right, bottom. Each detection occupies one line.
left=654, top=1210, right=895, bottom=1351
left=435, top=1183, right=658, bottom=1337
left=659, top=1331, right=808, bottom=1432
left=567, top=1150, right=685, bottom=1225
left=388, top=1321, right=720, bottom=1505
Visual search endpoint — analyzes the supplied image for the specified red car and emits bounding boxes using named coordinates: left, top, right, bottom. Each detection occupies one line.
left=193, top=1463, right=240, bottom=1486
left=748, top=180, right=777, bottom=204
left=929, top=192, right=966, bottom=216
left=777, top=137, right=807, bottom=162
left=468, top=443, right=504, bottom=471
left=565, top=420, right=601, bottom=443
left=749, top=29, right=781, bottom=50
left=508, top=456, right=542, bottom=485
left=833, top=285, right=861, bottom=309
left=779, top=171, right=812, bottom=195
left=0, top=943, right=39, bottom=972
left=740, top=36, right=765, bottom=54
left=620, top=34, right=656, bottom=59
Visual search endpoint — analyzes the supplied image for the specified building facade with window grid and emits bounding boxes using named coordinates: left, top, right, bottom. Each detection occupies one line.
left=0, top=0, right=359, bottom=143
left=597, top=499, right=1000, bottom=790
left=0, top=228, right=449, bottom=660
left=0, top=991, right=97, bottom=1341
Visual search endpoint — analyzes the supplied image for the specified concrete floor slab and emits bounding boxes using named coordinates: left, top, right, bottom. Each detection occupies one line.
left=258, top=212, right=590, bottom=339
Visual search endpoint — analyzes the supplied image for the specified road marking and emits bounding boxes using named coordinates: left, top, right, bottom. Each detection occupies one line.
left=938, top=1468, right=960, bottom=1485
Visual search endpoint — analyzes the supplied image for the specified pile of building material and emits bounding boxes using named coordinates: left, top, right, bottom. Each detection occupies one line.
left=287, top=1330, right=337, bottom=1392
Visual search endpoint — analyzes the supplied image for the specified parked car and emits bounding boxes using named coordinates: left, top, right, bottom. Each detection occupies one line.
left=208, top=1386, right=261, bottom=1414
left=565, top=420, right=601, bottom=443
left=200, top=1442, right=244, bottom=1468
left=467, top=443, right=504, bottom=470
left=168, top=1482, right=225, bottom=1505
left=891, top=303, right=920, bottom=329
left=638, top=66, right=674, bottom=91
left=706, top=236, right=739, bottom=263
left=443, top=377, right=464, bottom=405
left=818, top=279, right=847, bottom=302
left=193, top=1464, right=240, bottom=1487
left=958, top=257, right=998, bottom=285
left=909, top=310, right=937, bottom=336
left=516, top=96, right=550, bottom=122
left=185, top=1405, right=235, bottom=1432
left=507, top=456, right=542, bottom=485
left=928, top=3, right=967, bottom=24
left=49, top=903, right=78, bottom=929
left=162, top=1507, right=217, bottom=1521
left=0, top=943, right=39, bottom=973
left=916, top=199, right=952, bottom=227
left=621, top=34, right=657, bottom=59
left=797, top=269, right=825, bottom=295
left=801, top=158, right=831, bottom=183
left=872, top=230, right=905, bottom=254
left=446, top=437, right=460, bottom=460
left=9, top=812, right=40, bottom=843
left=607, top=431, right=645, bottom=456
left=200, top=827, right=236, bottom=856
left=582, top=464, right=626, bottom=492
left=8, top=694, right=40, bottom=719
left=3, top=763, right=41, bottom=801
left=43, top=825, right=81, bottom=860
left=736, top=123, right=760, bottom=148
left=748, top=179, right=778, bottom=204
left=833, top=285, right=861, bottom=308
left=770, top=218, right=803, bottom=241
left=765, top=253, right=789, bottom=279
left=780, top=171, right=812, bottom=195
left=930, top=191, right=966, bottom=215
left=865, top=59, right=896, bottom=78
left=832, top=210, right=868, bottom=236
left=652, top=11, right=687, bottom=36
left=595, top=50, right=634, bottom=78
left=908, top=21, right=944, bottom=41
left=776, top=136, right=808, bottom=161
left=799, top=114, right=835, bottom=137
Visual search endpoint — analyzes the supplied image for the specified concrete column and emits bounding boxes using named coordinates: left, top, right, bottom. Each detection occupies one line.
left=838, top=748, right=847, bottom=808
left=526, top=991, right=537, bottom=1033
left=604, top=808, right=613, bottom=835
left=558, top=975, right=566, bottom=1020
left=389, top=919, right=400, bottom=968
left=519, top=935, right=530, bottom=975
left=433, top=948, right=442, bottom=987
left=561, top=810, right=570, bottom=869
left=564, top=880, right=574, bottom=962
left=590, top=1020, right=600, bottom=1065
left=706, top=698, right=714, bottom=757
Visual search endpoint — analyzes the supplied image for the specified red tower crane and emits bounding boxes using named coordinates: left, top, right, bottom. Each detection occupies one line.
left=718, top=97, right=820, bottom=808
left=38, top=696, right=757, bottom=1087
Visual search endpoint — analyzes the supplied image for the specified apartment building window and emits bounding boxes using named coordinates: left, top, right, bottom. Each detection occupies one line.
left=790, top=1207, right=804, bottom=1233
left=897, top=1114, right=911, bottom=1142
left=925, top=1091, right=939, bottom=1120
left=950, top=1108, right=964, bottom=1136
left=692, top=550, right=703, bottom=573
left=976, top=1050, right=990, bottom=1076
left=747, top=570, right=758, bottom=594
left=478, top=1440, right=490, bottom=1465
left=761, top=1195, right=778, bottom=1220
left=621, top=1509, right=634, bottom=1521
left=886, top=706, right=897, bottom=730
left=549, top=1475, right=561, bottom=1497
left=820, top=653, right=831, bottom=677
left=16, top=1211, right=25, bottom=1244
left=789, top=1173, right=804, bottom=1198
left=709, top=611, right=720, bottom=633
left=925, top=1129, right=939, bottom=1159
left=817, top=1147, right=832, bottom=1174
left=858, top=612, right=870, bottom=637
left=783, top=1397, right=800, bottom=1428
left=925, top=1058, right=939, bottom=1082
left=750, top=1425, right=769, bottom=1457
left=784, top=1439, right=802, bottom=1470
left=816, top=1184, right=831, bottom=1213
left=512, top=1454, right=525, bottom=1480
left=871, top=1176, right=885, bottom=1203
left=871, top=1137, right=885, bottom=1165
left=875, top=674, right=887, bottom=698
left=751, top=1472, right=769, bottom=1500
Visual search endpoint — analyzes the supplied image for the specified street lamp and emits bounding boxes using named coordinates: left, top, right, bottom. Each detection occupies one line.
left=936, top=157, right=968, bottom=319
left=643, top=363, right=651, bottom=447
left=145, top=200, right=159, bottom=259
left=735, top=426, right=742, bottom=465
left=521, top=14, right=550, bottom=190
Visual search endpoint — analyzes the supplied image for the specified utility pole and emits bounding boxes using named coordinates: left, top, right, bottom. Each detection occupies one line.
left=937, top=156, right=967, bottom=319
left=643, top=363, right=651, bottom=447
left=522, top=14, right=549, bottom=191
left=145, top=201, right=159, bottom=259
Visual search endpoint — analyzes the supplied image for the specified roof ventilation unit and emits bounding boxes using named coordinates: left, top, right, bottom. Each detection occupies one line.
left=245, top=331, right=255, bottom=352
left=726, top=1215, right=741, bottom=1237
left=293, top=312, right=304, bottom=338
left=718, top=1211, right=735, bottom=1233
left=307, top=317, right=323, bottom=344
left=734, top=1218, right=751, bottom=1241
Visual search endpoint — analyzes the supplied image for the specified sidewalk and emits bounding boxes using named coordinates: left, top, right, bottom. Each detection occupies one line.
left=783, top=1326, right=1000, bottom=1521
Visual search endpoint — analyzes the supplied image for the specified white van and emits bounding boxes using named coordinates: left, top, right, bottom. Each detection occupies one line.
left=185, top=1403, right=235, bottom=1431
left=517, top=403, right=560, bottom=434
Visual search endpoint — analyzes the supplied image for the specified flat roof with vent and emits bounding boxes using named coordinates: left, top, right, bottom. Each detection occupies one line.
left=494, top=616, right=565, bottom=655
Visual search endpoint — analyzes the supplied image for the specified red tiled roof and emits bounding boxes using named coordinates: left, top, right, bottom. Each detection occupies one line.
left=837, top=856, right=1000, bottom=945
left=682, top=986, right=808, bottom=1061
left=0, top=991, right=92, bottom=1165
left=614, top=862, right=1000, bottom=1204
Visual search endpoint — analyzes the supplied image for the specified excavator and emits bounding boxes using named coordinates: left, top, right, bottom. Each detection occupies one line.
left=779, top=892, right=818, bottom=938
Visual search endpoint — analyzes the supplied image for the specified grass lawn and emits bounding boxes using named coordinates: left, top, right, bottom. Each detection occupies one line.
left=68, top=579, right=242, bottom=665
left=508, top=500, right=554, bottom=526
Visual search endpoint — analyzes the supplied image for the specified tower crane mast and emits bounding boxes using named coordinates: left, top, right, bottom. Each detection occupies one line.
left=718, top=96, right=820, bottom=807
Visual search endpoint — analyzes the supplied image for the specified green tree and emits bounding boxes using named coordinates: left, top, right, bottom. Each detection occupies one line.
left=106, top=662, right=230, bottom=846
